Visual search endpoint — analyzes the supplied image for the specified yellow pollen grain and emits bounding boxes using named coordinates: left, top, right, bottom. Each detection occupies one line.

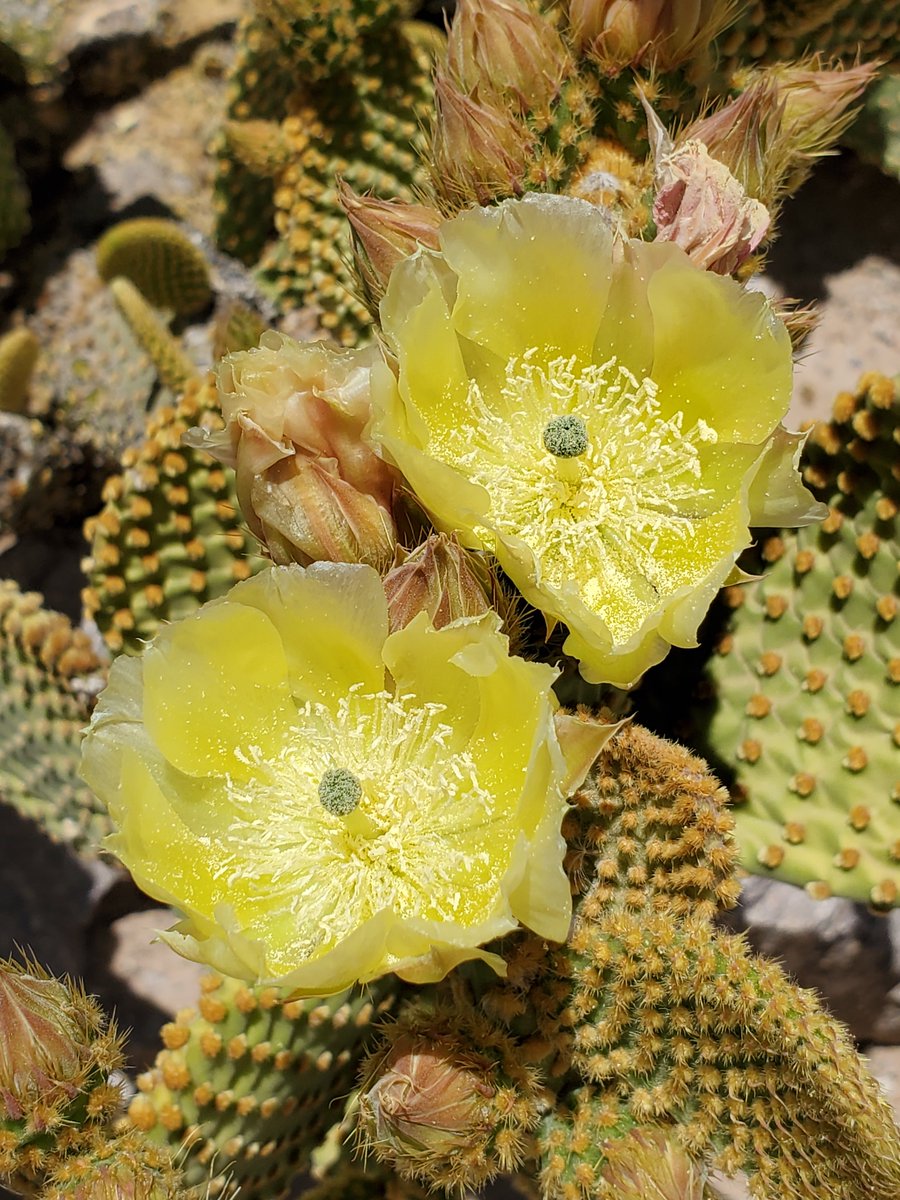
left=432, top=352, right=720, bottom=644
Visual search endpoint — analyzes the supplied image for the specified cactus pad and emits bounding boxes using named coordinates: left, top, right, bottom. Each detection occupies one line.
left=0, top=582, right=110, bottom=854
left=252, top=20, right=436, bottom=341
left=0, top=328, right=39, bottom=414
left=697, top=373, right=900, bottom=908
left=128, top=972, right=400, bottom=1199
left=81, top=376, right=266, bottom=655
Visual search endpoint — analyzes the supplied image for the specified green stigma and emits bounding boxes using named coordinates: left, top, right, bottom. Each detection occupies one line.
left=542, top=413, right=589, bottom=458
left=318, top=767, right=362, bottom=816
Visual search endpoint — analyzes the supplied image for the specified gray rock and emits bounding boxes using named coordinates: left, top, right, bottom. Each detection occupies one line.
left=720, top=876, right=898, bottom=1043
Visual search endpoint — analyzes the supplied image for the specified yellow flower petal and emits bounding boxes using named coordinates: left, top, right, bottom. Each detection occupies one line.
left=439, top=194, right=615, bottom=363
left=82, top=563, right=572, bottom=994
left=228, top=562, right=389, bottom=706
left=142, top=599, right=295, bottom=779
left=646, top=259, right=792, bottom=442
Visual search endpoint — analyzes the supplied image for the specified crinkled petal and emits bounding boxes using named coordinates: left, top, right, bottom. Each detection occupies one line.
left=746, top=425, right=828, bottom=527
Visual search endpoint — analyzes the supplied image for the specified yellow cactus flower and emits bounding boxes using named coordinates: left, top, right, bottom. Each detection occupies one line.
left=369, top=194, right=824, bottom=686
left=80, top=564, right=609, bottom=996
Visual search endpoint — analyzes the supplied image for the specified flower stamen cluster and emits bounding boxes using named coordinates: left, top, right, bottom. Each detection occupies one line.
left=434, top=353, right=717, bottom=642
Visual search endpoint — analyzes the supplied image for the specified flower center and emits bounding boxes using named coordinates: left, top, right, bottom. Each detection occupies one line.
left=318, top=767, right=362, bottom=816
left=542, top=414, right=589, bottom=458
left=221, top=690, right=512, bottom=969
left=432, top=352, right=718, bottom=643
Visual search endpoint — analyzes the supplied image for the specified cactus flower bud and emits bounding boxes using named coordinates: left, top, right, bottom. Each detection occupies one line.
left=567, top=0, right=734, bottom=69
left=600, top=1128, right=708, bottom=1199
left=40, top=1130, right=181, bottom=1200
left=448, top=0, right=568, bottom=111
left=652, top=140, right=770, bottom=274
left=338, top=181, right=442, bottom=308
left=361, top=1037, right=496, bottom=1165
left=383, top=535, right=492, bottom=632
left=0, top=957, right=123, bottom=1173
left=186, top=332, right=398, bottom=570
left=432, top=67, right=534, bottom=206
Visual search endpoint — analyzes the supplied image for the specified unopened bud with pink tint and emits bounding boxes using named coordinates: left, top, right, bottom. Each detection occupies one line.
left=448, top=0, right=568, bottom=111
left=383, top=535, right=492, bottom=633
left=338, top=181, right=441, bottom=308
left=187, top=332, right=397, bottom=570
left=566, top=0, right=735, bottom=69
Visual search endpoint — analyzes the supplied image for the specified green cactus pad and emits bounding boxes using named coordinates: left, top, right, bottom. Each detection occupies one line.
left=96, top=220, right=213, bottom=318
left=359, top=722, right=900, bottom=1199
left=28, top=250, right=161, bottom=460
left=698, top=372, right=900, bottom=908
left=81, top=375, right=266, bottom=655
left=213, top=13, right=306, bottom=265
left=718, top=0, right=900, bottom=70
left=129, top=972, right=399, bottom=1199
left=0, top=582, right=110, bottom=855
left=108, top=278, right=199, bottom=393
left=252, top=20, right=436, bottom=342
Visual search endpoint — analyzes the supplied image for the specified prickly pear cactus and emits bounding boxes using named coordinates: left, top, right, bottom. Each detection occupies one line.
left=719, top=0, right=900, bottom=71
left=696, top=373, right=900, bottom=908
left=0, top=581, right=110, bottom=854
left=128, top=971, right=400, bottom=1199
left=249, top=19, right=437, bottom=341
left=213, top=12, right=301, bottom=265
left=108, top=278, right=199, bottom=393
left=0, top=327, right=39, bottom=414
left=359, top=723, right=900, bottom=1200
left=28, top=251, right=161, bottom=459
left=81, top=376, right=266, bottom=655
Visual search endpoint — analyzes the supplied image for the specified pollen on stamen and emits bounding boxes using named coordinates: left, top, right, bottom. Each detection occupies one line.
left=432, top=352, right=720, bottom=642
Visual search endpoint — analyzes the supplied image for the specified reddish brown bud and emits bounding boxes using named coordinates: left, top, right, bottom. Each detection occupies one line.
left=338, top=181, right=442, bottom=308
left=431, top=67, right=534, bottom=206
left=360, top=1036, right=495, bottom=1164
left=383, top=535, right=492, bottom=632
left=448, top=0, right=568, bottom=111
